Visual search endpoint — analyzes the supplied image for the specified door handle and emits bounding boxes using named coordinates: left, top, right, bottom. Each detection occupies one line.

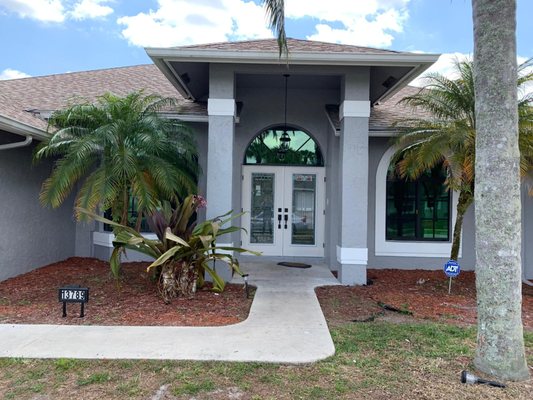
left=284, top=213, right=288, bottom=229
left=278, top=214, right=282, bottom=229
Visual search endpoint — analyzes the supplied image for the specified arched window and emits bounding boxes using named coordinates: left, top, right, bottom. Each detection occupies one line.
left=244, top=126, right=323, bottom=166
left=386, top=163, right=451, bottom=241
left=375, top=146, right=457, bottom=257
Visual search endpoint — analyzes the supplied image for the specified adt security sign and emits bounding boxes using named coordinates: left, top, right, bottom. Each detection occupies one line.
left=444, top=260, right=461, bottom=278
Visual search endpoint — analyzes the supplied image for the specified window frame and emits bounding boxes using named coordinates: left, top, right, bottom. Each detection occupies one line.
left=375, top=146, right=460, bottom=258
left=385, top=164, right=452, bottom=242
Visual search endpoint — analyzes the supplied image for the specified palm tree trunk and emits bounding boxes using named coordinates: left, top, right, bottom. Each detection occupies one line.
left=472, top=0, right=529, bottom=380
left=159, top=261, right=179, bottom=304
left=176, top=263, right=198, bottom=298
left=134, top=210, right=143, bottom=232
left=121, top=185, right=129, bottom=226
left=450, top=190, right=473, bottom=261
left=159, top=260, right=198, bottom=302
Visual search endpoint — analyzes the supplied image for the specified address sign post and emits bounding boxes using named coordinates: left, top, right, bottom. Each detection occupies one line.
left=58, top=285, right=89, bottom=318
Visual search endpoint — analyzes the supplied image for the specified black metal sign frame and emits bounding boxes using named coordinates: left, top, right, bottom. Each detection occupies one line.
left=58, top=285, right=89, bottom=318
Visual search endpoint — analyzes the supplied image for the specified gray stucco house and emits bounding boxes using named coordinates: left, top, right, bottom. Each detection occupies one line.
left=1, top=38, right=532, bottom=284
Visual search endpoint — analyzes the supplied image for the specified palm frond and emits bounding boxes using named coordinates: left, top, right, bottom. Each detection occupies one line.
left=262, top=0, right=288, bottom=57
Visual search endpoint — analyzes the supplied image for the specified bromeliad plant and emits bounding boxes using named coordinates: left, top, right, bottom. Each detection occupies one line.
left=78, top=195, right=259, bottom=302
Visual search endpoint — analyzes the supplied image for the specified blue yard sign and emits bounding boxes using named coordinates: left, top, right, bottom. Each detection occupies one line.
left=444, top=260, right=461, bottom=278
left=444, top=260, right=461, bottom=294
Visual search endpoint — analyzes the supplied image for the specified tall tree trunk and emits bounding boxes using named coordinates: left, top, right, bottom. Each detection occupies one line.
left=121, top=185, right=129, bottom=226
left=450, top=190, right=473, bottom=261
left=134, top=210, right=144, bottom=232
left=472, top=0, right=529, bottom=380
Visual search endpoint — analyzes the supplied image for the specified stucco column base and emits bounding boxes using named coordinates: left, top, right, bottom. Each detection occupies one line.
left=336, top=246, right=368, bottom=285
left=338, top=264, right=367, bottom=285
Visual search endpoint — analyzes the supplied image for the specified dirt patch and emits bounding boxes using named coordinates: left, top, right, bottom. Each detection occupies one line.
left=317, top=269, right=533, bottom=329
left=0, top=257, right=253, bottom=326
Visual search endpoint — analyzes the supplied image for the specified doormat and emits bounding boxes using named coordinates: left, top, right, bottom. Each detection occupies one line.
left=277, top=262, right=312, bottom=269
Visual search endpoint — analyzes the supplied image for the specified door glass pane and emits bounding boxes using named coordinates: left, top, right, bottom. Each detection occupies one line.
left=250, top=173, right=275, bottom=244
left=292, top=174, right=316, bottom=245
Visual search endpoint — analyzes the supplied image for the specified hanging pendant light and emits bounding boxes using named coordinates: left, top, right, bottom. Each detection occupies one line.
left=278, top=74, right=291, bottom=160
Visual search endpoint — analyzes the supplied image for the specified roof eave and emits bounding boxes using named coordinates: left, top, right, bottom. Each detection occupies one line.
left=373, top=63, right=433, bottom=105
left=146, top=47, right=440, bottom=67
left=149, top=57, right=196, bottom=101
left=0, top=115, right=48, bottom=140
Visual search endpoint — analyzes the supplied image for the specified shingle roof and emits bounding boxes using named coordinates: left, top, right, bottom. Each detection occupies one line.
left=0, top=60, right=427, bottom=136
left=177, top=38, right=402, bottom=55
left=0, top=64, right=204, bottom=132
left=370, top=85, right=432, bottom=129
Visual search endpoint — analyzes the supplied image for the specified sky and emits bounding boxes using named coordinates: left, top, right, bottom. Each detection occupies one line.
left=0, top=0, right=531, bottom=85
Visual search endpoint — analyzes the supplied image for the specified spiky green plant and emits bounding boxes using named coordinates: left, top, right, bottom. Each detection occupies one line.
left=78, top=195, right=259, bottom=302
left=34, top=91, right=199, bottom=229
left=392, top=58, right=533, bottom=260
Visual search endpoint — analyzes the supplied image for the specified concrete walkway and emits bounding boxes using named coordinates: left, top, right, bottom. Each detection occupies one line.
left=0, top=263, right=340, bottom=363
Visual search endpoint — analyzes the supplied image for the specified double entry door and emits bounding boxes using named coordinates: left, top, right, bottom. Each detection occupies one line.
left=241, top=165, right=325, bottom=257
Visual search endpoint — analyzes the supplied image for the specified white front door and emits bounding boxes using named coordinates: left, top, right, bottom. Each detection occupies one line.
left=242, top=165, right=325, bottom=257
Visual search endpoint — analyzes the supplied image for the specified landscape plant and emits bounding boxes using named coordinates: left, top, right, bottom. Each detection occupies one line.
left=391, top=58, right=533, bottom=261
left=34, top=91, right=199, bottom=230
left=79, top=195, right=259, bottom=302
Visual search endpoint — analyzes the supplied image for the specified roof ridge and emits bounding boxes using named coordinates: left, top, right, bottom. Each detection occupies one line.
left=172, top=37, right=400, bottom=53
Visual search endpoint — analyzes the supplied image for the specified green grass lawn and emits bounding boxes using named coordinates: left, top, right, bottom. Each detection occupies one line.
left=1, top=322, right=531, bottom=399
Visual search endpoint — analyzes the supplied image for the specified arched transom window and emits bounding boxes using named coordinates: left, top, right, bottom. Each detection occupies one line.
left=244, top=126, right=324, bottom=166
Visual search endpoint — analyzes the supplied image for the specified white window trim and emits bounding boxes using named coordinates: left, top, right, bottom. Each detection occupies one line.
left=374, top=146, right=462, bottom=258
left=93, top=231, right=158, bottom=248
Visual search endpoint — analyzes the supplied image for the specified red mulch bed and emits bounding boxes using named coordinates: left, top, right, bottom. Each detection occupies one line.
left=0, top=257, right=253, bottom=326
left=3, top=261, right=533, bottom=330
left=317, top=269, right=533, bottom=329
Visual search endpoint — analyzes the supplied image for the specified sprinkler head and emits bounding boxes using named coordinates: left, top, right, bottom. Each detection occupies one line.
left=460, top=371, right=506, bottom=388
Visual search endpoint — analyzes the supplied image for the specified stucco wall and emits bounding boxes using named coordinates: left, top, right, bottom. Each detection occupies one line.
left=231, top=83, right=340, bottom=254
left=0, top=136, right=77, bottom=281
left=522, top=187, right=533, bottom=279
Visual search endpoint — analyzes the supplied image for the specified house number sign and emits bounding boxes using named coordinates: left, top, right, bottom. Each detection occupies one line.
left=58, top=285, right=89, bottom=318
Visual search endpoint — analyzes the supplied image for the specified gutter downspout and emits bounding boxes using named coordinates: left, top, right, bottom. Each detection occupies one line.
left=0, top=135, right=32, bottom=150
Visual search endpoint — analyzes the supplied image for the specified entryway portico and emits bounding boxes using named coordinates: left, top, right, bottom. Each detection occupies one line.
left=146, top=38, right=438, bottom=284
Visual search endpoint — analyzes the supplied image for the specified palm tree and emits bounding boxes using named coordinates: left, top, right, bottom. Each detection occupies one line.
left=391, top=59, right=533, bottom=261
left=34, top=91, right=199, bottom=230
left=472, top=0, right=529, bottom=381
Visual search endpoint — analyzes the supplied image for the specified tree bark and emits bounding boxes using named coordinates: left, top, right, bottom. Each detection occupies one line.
left=472, top=0, right=529, bottom=380
left=158, top=260, right=198, bottom=303
left=450, top=190, right=473, bottom=261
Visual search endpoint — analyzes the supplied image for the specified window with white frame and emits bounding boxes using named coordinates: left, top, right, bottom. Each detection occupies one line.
left=375, top=146, right=458, bottom=258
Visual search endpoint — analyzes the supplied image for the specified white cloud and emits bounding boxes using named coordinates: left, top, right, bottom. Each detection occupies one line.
left=0, top=68, right=31, bottom=80
left=117, top=0, right=272, bottom=48
left=0, top=0, right=115, bottom=22
left=409, top=53, right=533, bottom=98
left=409, top=52, right=471, bottom=87
left=517, top=56, right=533, bottom=99
left=70, top=0, right=113, bottom=20
left=117, top=0, right=412, bottom=49
left=0, top=0, right=66, bottom=22
left=287, top=0, right=411, bottom=48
